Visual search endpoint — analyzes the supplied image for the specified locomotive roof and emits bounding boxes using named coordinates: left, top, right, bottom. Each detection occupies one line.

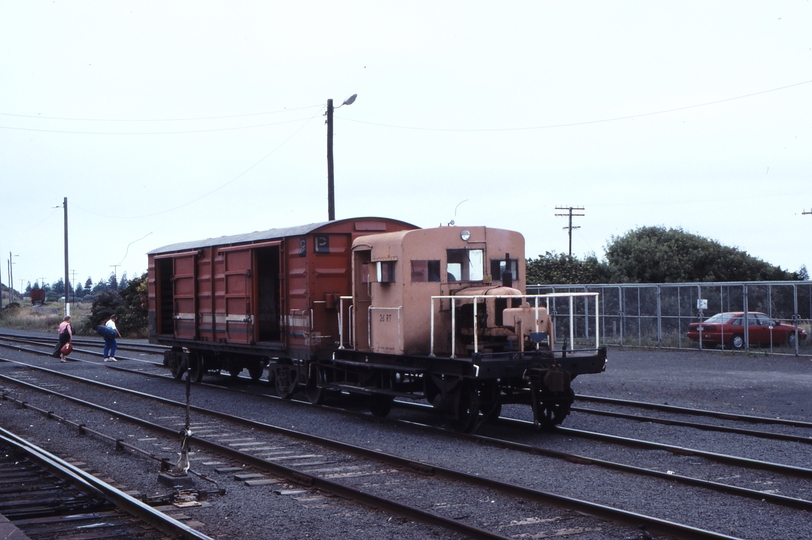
left=147, top=217, right=417, bottom=255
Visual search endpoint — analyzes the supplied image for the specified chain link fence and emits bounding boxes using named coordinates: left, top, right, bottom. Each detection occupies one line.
left=527, top=281, right=812, bottom=355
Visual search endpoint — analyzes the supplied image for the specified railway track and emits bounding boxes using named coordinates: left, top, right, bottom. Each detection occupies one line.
left=3, top=333, right=812, bottom=538
left=0, top=355, right=714, bottom=539
left=576, top=393, right=812, bottom=428
left=0, top=332, right=167, bottom=358
left=0, top=425, right=212, bottom=540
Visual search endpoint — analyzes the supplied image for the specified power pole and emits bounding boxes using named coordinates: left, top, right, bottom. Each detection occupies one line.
left=326, top=99, right=335, bottom=221
left=110, top=265, right=120, bottom=291
left=325, top=94, right=357, bottom=221
left=555, top=206, right=585, bottom=257
left=62, top=197, right=69, bottom=317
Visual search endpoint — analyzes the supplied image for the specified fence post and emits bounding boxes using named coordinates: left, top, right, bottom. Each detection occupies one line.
left=656, top=284, right=662, bottom=348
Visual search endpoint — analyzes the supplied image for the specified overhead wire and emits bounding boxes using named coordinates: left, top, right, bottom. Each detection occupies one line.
left=2, top=79, right=810, bottom=135
left=0, top=115, right=321, bottom=135
left=73, top=105, right=327, bottom=219
left=340, top=79, right=812, bottom=132
left=0, top=103, right=323, bottom=122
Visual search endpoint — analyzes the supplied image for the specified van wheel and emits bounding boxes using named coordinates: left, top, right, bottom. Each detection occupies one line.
left=189, top=353, right=205, bottom=382
left=306, top=364, right=327, bottom=405
left=248, top=362, right=264, bottom=382
left=369, top=395, right=394, bottom=418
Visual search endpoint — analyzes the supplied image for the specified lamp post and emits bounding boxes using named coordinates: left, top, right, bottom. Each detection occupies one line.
left=54, top=198, right=69, bottom=316
left=326, top=94, right=357, bottom=221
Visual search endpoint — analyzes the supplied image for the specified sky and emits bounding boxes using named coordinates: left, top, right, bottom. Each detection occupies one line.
left=1, top=1, right=811, bottom=293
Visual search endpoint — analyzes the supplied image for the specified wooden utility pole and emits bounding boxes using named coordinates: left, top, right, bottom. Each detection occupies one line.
left=555, top=206, right=585, bottom=257
left=62, top=198, right=69, bottom=316
left=326, top=99, right=335, bottom=221
left=325, top=94, right=357, bottom=222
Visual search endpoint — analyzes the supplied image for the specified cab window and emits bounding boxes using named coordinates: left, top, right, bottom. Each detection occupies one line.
left=411, top=260, right=441, bottom=282
left=447, top=249, right=484, bottom=281
left=491, top=259, right=518, bottom=282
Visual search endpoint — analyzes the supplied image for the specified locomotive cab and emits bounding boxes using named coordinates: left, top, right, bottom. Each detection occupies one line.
left=348, top=225, right=528, bottom=357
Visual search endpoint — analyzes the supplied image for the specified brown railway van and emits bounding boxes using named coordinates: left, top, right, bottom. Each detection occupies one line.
left=148, top=217, right=417, bottom=382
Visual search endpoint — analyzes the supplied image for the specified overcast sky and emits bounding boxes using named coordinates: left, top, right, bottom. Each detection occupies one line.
left=2, top=1, right=810, bottom=292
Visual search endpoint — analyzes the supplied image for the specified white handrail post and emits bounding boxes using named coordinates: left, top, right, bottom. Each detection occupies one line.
left=569, top=296, right=575, bottom=347
left=451, top=298, right=456, bottom=359
left=595, top=294, right=600, bottom=347
left=430, top=297, right=436, bottom=357
left=338, top=297, right=344, bottom=349
left=473, top=298, right=478, bottom=354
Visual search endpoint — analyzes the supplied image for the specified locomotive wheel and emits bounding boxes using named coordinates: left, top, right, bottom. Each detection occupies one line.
left=424, top=376, right=441, bottom=408
left=535, top=389, right=574, bottom=429
left=248, top=362, right=264, bottom=382
left=306, top=365, right=327, bottom=405
left=536, top=402, right=567, bottom=429
left=450, top=383, right=480, bottom=433
left=369, top=394, right=394, bottom=418
left=478, top=382, right=502, bottom=423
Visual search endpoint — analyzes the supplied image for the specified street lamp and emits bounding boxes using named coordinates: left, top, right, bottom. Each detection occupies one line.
left=326, top=94, right=357, bottom=221
left=53, top=198, right=69, bottom=316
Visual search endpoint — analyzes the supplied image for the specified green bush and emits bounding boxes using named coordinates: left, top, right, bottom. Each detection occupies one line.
left=81, top=273, right=148, bottom=338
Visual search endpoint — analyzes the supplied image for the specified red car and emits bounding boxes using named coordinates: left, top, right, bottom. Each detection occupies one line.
left=687, top=311, right=808, bottom=349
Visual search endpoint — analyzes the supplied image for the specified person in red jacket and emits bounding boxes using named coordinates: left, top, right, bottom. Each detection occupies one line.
left=52, top=316, right=72, bottom=363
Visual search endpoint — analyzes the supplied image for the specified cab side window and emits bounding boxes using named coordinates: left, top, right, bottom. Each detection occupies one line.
left=411, top=260, right=441, bottom=282
left=490, top=259, right=518, bottom=282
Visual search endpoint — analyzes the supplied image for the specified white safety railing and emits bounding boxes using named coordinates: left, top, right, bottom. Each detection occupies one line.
left=429, top=292, right=600, bottom=358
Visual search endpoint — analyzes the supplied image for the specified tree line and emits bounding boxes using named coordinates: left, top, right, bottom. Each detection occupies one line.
left=21, top=273, right=133, bottom=303
left=527, top=226, right=808, bottom=285
left=1, top=272, right=148, bottom=338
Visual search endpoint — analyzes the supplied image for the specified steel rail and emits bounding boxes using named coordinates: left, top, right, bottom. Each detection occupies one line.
left=0, top=363, right=513, bottom=539
left=395, top=399, right=812, bottom=478
left=0, top=333, right=166, bottom=356
left=0, top=359, right=739, bottom=540
left=1, top=392, right=224, bottom=496
left=551, top=423, right=812, bottom=479
left=5, top=344, right=812, bottom=511
left=107, top=363, right=812, bottom=511
left=576, top=394, right=812, bottom=429
left=571, top=406, right=812, bottom=444
left=9, top=346, right=812, bottom=513
left=0, top=425, right=214, bottom=540
left=389, top=402, right=812, bottom=510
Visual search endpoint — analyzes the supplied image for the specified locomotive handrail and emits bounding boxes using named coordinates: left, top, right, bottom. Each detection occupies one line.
left=338, top=295, right=353, bottom=349
left=429, top=292, right=600, bottom=358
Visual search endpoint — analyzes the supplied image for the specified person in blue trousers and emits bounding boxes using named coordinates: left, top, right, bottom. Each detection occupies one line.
left=102, top=315, right=121, bottom=362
